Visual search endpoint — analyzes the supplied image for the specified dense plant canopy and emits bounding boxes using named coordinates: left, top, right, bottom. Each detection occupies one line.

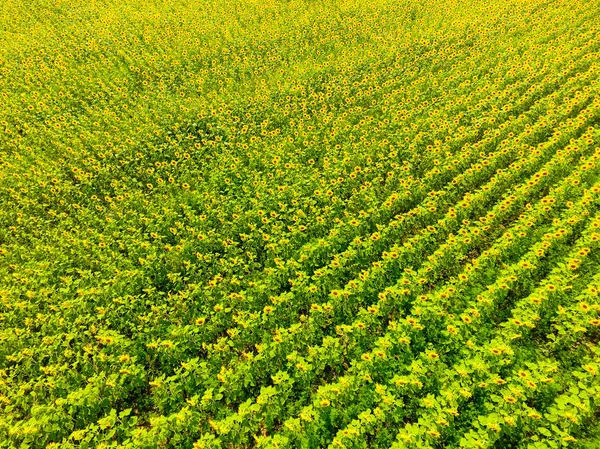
left=1, top=0, right=600, bottom=447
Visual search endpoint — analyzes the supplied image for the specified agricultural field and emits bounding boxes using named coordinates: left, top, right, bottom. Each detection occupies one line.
left=1, top=0, right=600, bottom=447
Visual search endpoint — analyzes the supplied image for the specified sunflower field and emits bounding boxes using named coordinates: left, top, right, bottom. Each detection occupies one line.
left=1, top=0, right=600, bottom=447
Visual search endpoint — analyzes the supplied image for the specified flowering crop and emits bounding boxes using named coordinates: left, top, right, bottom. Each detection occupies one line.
left=1, top=0, right=600, bottom=448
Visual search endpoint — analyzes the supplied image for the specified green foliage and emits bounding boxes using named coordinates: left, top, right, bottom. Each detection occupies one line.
left=1, top=0, right=600, bottom=448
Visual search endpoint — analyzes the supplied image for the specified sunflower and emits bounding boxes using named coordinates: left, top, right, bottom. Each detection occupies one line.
left=579, top=302, right=590, bottom=312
